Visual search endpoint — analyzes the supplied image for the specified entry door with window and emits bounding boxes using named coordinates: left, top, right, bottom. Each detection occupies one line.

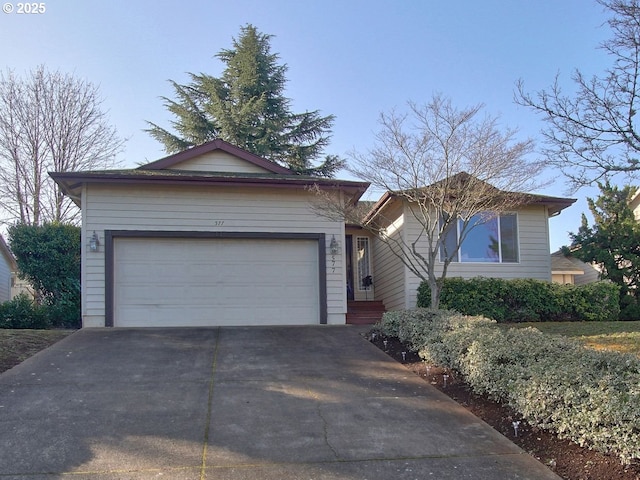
left=356, top=236, right=373, bottom=300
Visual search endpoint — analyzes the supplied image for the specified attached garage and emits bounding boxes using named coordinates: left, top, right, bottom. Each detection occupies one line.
left=50, top=139, right=369, bottom=327
left=107, top=232, right=326, bottom=327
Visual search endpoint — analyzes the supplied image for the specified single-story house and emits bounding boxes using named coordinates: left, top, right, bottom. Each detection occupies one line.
left=551, top=251, right=601, bottom=285
left=551, top=252, right=585, bottom=284
left=51, top=140, right=576, bottom=328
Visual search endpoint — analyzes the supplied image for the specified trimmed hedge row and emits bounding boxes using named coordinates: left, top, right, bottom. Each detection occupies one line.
left=375, top=309, right=640, bottom=462
left=417, top=277, right=620, bottom=322
left=0, top=292, right=81, bottom=329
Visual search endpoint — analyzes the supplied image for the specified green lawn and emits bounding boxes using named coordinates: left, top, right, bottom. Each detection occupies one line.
left=505, top=321, right=640, bottom=356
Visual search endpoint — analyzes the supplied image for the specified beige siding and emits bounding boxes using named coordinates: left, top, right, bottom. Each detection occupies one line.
left=404, top=205, right=553, bottom=308
left=171, top=151, right=271, bottom=173
left=82, top=184, right=346, bottom=327
left=630, top=191, right=640, bottom=220
left=371, top=201, right=407, bottom=311
left=573, top=261, right=601, bottom=285
left=371, top=199, right=555, bottom=310
left=552, top=273, right=575, bottom=284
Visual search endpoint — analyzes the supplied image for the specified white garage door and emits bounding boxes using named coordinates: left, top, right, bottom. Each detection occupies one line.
left=113, top=237, right=320, bottom=327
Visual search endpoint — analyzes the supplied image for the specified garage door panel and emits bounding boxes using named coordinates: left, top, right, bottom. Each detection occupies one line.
left=114, top=237, right=320, bottom=327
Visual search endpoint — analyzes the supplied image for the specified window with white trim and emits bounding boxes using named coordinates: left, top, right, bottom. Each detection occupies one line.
left=356, top=237, right=372, bottom=290
left=440, top=213, right=519, bottom=263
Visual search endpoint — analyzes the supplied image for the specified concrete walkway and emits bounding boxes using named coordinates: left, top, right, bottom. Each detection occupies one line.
left=0, top=326, right=560, bottom=479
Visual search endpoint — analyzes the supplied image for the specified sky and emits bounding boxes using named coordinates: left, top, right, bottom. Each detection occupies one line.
left=0, top=0, right=619, bottom=250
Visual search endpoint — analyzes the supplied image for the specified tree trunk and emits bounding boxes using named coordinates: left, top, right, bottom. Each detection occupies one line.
left=428, top=278, right=441, bottom=309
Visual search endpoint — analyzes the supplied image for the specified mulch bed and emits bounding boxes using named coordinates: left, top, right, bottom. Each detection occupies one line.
left=369, top=332, right=640, bottom=480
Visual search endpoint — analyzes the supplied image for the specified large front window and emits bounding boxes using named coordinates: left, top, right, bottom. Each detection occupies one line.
left=440, top=213, right=519, bottom=263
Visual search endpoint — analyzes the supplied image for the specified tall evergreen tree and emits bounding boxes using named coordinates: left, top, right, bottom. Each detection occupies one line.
left=569, top=182, right=640, bottom=318
left=147, top=25, right=342, bottom=177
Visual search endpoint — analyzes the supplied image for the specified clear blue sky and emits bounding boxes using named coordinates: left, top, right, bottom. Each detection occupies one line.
left=0, top=0, right=616, bottom=250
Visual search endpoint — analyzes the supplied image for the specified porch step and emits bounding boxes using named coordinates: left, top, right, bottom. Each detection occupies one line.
left=346, top=300, right=386, bottom=325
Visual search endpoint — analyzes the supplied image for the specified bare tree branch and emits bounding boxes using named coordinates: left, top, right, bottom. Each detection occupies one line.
left=311, top=93, right=546, bottom=308
left=516, top=0, right=640, bottom=191
left=0, top=66, right=125, bottom=225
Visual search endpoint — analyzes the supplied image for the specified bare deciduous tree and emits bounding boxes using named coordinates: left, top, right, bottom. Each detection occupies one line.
left=0, top=66, right=124, bottom=225
left=313, top=94, right=546, bottom=308
left=516, top=0, right=640, bottom=190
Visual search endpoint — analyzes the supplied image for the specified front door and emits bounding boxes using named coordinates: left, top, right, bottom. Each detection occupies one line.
left=345, top=233, right=374, bottom=301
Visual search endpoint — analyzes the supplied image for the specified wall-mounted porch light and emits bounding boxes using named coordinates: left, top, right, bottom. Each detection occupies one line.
left=329, top=235, right=340, bottom=255
left=89, top=231, right=100, bottom=252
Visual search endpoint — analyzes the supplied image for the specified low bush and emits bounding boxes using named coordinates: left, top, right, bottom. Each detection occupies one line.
left=562, top=281, right=621, bottom=322
left=0, top=293, right=50, bottom=329
left=375, top=309, right=640, bottom=463
left=620, top=295, right=640, bottom=321
left=42, top=279, right=81, bottom=329
left=417, top=277, right=620, bottom=322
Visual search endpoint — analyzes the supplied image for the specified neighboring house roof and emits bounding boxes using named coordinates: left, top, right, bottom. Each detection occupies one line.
left=551, top=250, right=602, bottom=285
left=550, top=251, right=584, bottom=275
left=0, top=235, right=17, bottom=271
left=363, top=173, right=576, bottom=223
left=50, top=139, right=370, bottom=205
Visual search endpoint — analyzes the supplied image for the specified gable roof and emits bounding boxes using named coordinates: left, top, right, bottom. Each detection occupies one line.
left=363, top=172, right=576, bottom=222
left=50, top=140, right=369, bottom=205
left=139, top=139, right=294, bottom=175
left=551, top=251, right=584, bottom=275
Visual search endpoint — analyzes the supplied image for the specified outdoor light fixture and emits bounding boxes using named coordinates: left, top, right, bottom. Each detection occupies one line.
left=89, top=231, right=100, bottom=252
left=329, top=235, right=340, bottom=255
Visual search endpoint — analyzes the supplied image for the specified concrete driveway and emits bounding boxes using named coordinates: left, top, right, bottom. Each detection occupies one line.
left=0, top=326, right=560, bottom=479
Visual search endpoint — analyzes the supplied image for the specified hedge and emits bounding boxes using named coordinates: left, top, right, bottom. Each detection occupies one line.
left=417, top=277, right=620, bottom=322
left=375, top=309, right=640, bottom=463
left=0, top=293, right=50, bottom=329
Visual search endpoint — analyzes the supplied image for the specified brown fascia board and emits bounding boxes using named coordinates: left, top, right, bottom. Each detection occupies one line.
left=49, top=170, right=370, bottom=202
left=362, top=190, right=576, bottom=222
left=520, top=193, right=577, bottom=216
left=362, top=191, right=397, bottom=224
left=138, top=139, right=295, bottom=175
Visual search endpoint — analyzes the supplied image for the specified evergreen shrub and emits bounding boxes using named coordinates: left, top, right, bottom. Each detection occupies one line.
left=0, top=293, right=49, bottom=329
left=375, top=309, right=640, bottom=462
left=417, top=277, right=620, bottom=322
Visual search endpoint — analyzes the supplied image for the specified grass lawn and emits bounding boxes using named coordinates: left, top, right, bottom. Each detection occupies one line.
left=0, top=329, right=75, bottom=374
left=505, top=321, right=640, bottom=357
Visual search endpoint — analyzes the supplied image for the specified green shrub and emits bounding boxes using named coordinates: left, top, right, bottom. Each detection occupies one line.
left=8, top=222, right=81, bottom=328
left=419, top=277, right=620, bottom=322
left=619, top=295, right=640, bottom=321
left=0, top=293, right=50, bottom=329
left=376, top=308, right=496, bottom=368
left=42, top=279, right=81, bottom=329
left=419, top=277, right=510, bottom=320
left=374, top=309, right=640, bottom=462
left=561, top=281, right=620, bottom=322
